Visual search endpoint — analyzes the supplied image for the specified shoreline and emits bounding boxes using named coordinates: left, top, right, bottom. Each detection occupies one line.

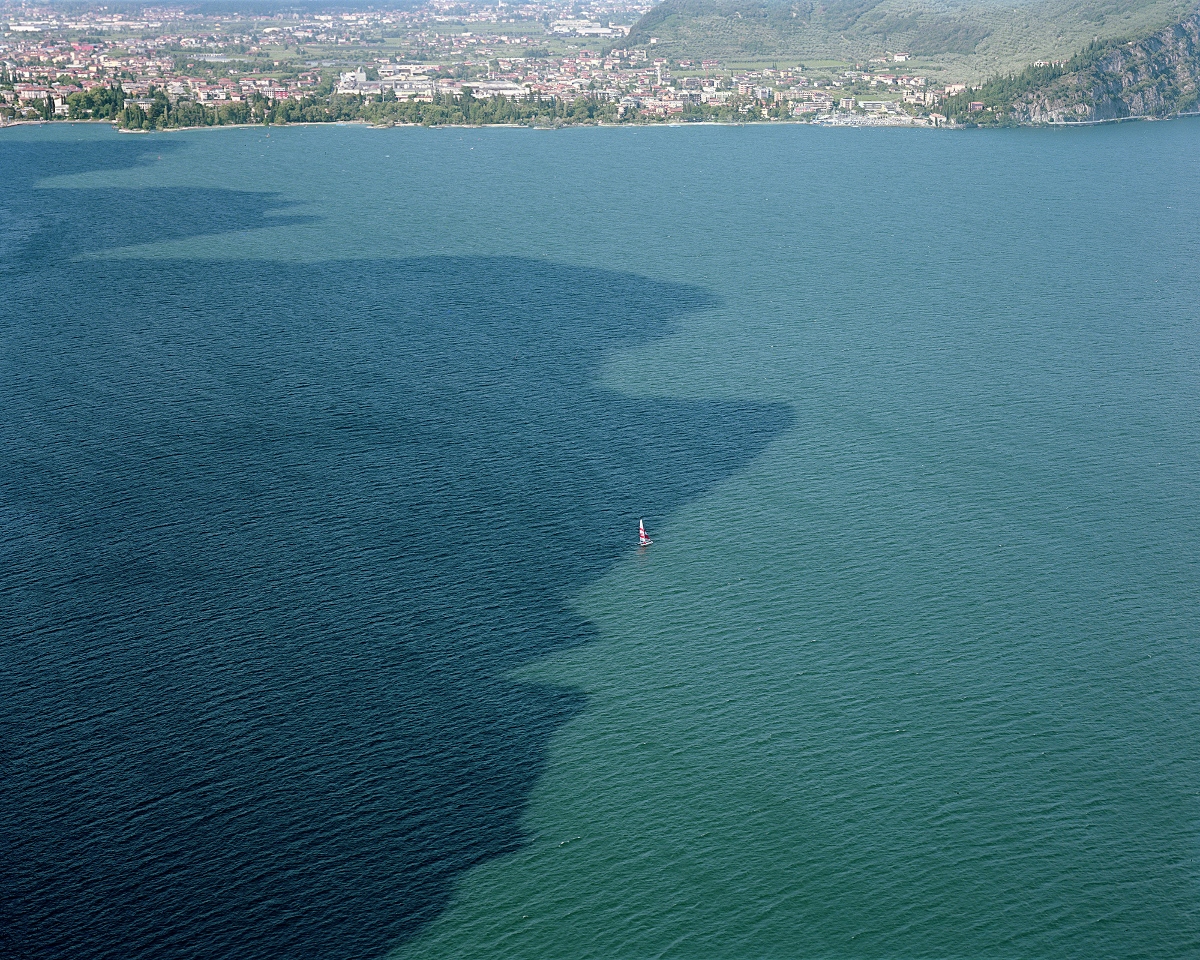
left=1039, top=109, right=1200, bottom=126
left=0, top=115, right=942, bottom=134
left=4, top=111, right=1198, bottom=134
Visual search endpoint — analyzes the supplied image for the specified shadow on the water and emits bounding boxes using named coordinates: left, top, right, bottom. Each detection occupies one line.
left=0, top=133, right=311, bottom=268
left=0, top=133, right=791, bottom=960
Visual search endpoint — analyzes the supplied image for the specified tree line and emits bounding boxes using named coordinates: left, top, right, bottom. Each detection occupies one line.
left=38, top=82, right=792, bottom=130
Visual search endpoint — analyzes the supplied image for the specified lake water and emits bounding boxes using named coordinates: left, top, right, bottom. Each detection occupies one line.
left=3, top=120, right=1199, bottom=960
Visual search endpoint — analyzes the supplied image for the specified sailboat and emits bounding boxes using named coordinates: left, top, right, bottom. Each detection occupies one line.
left=638, top=519, right=653, bottom=548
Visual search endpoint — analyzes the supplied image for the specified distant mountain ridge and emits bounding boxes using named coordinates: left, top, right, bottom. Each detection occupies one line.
left=621, top=0, right=1196, bottom=79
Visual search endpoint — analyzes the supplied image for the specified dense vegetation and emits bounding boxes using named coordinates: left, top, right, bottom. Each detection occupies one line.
left=942, top=61, right=1074, bottom=125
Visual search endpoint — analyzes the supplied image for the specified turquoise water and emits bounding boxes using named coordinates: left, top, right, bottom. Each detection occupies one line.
left=3, top=120, right=1200, bottom=959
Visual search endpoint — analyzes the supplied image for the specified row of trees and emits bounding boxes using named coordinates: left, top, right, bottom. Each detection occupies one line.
left=359, top=89, right=624, bottom=125
left=58, top=85, right=264, bottom=129
left=106, top=88, right=678, bottom=129
left=24, top=81, right=805, bottom=130
left=118, top=94, right=259, bottom=130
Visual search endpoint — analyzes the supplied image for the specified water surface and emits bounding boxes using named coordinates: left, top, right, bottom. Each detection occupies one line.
left=3, top=121, right=1199, bottom=960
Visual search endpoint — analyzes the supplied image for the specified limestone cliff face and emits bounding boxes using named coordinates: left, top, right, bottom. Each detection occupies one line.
left=1013, top=12, right=1200, bottom=122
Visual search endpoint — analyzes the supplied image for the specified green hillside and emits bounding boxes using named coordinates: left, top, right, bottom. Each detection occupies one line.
left=621, top=0, right=1197, bottom=81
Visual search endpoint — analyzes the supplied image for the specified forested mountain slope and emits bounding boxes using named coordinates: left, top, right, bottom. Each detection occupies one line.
left=944, top=10, right=1200, bottom=121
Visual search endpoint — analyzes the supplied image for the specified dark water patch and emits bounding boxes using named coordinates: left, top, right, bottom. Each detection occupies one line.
left=0, top=132, right=176, bottom=266
left=0, top=131, right=174, bottom=190
left=0, top=140, right=791, bottom=960
left=0, top=133, right=313, bottom=272
left=37, top=185, right=313, bottom=256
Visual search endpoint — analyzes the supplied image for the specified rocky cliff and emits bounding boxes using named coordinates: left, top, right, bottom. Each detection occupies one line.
left=1012, top=12, right=1200, bottom=122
